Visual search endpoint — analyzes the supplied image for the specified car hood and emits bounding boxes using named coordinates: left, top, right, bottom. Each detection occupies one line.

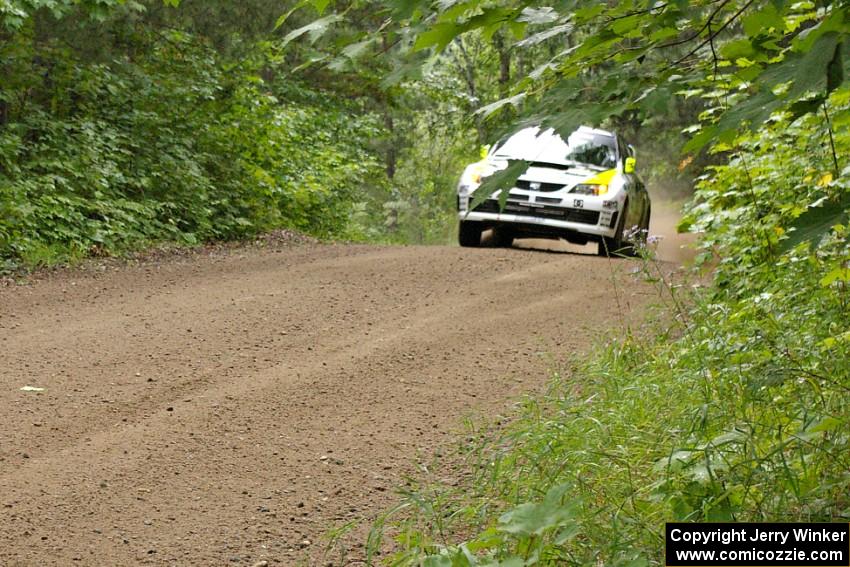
left=518, top=163, right=603, bottom=185
left=483, top=159, right=608, bottom=188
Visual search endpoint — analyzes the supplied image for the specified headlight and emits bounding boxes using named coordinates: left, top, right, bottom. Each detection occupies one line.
left=460, top=161, right=492, bottom=190
left=571, top=183, right=609, bottom=196
left=466, top=163, right=487, bottom=185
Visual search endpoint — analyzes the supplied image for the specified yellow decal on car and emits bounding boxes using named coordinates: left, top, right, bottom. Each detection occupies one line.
left=582, top=169, right=617, bottom=185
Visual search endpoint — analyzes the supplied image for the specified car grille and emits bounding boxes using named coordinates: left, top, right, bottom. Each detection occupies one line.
left=515, top=180, right=566, bottom=192
left=536, top=196, right=562, bottom=204
left=472, top=199, right=600, bottom=225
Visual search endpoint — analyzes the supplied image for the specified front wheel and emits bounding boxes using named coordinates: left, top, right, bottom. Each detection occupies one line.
left=490, top=227, right=514, bottom=248
left=458, top=220, right=483, bottom=247
left=598, top=200, right=631, bottom=257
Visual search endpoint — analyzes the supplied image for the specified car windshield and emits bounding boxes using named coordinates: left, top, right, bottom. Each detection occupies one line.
left=492, top=127, right=617, bottom=169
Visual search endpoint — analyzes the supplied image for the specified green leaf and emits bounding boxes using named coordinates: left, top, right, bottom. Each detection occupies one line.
left=827, top=40, right=844, bottom=93
left=717, top=90, right=782, bottom=131
left=752, top=32, right=843, bottom=102
left=720, top=39, right=755, bottom=60
left=468, top=7, right=518, bottom=42
left=821, top=267, right=850, bottom=286
left=482, top=558, right=524, bottom=567
left=341, top=38, right=376, bottom=60
left=387, top=0, right=422, bottom=19
left=788, top=96, right=825, bottom=122
left=791, top=8, right=848, bottom=54
left=311, top=0, right=331, bottom=16
left=789, top=33, right=842, bottom=99
left=380, top=54, right=428, bottom=87
left=536, top=101, right=627, bottom=142
left=281, top=14, right=344, bottom=48
left=682, top=125, right=718, bottom=153
left=804, top=416, right=842, bottom=434
left=274, top=0, right=308, bottom=31
left=422, top=555, right=452, bottom=567
left=554, top=523, right=581, bottom=544
left=649, top=26, right=679, bottom=42
left=517, top=7, right=558, bottom=25
left=414, top=22, right=462, bottom=51
left=782, top=192, right=850, bottom=251
left=742, top=4, right=784, bottom=37
left=516, top=22, right=574, bottom=47
left=468, top=160, right=530, bottom=213
left=476, top=93, right=527, bottom=119
left=508, top=20, right=527, bottom=40
left=498, top=483, right=579, bottom=536
left=612, top=14, right=641, bottom=36
left=574, top=3, right=604, bottom=21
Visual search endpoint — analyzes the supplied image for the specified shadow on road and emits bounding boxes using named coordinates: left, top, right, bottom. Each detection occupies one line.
left=486, top=200, right=698, bottom=265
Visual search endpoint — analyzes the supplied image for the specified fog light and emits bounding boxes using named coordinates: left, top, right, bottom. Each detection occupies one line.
left=573, top=183, right=609, bottom=196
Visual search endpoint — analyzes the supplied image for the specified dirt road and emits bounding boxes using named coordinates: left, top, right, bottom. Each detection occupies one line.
left=0, top=239, right=668, bottom=566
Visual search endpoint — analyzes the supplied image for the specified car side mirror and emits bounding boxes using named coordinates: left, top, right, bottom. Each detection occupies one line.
left=624, top=156, right=636, bottom=174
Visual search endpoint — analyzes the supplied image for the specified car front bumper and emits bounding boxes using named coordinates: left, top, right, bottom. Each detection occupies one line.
left=459, top=198, right=619, bottom=239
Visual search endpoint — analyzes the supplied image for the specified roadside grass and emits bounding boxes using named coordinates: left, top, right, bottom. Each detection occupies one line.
left=366, top=238, right=850, bottom=565
left=364, top=261, right=698, bottom=565
left=361, top=94, right=850, bottom=566
left=0, top=228, right=319, bottom=285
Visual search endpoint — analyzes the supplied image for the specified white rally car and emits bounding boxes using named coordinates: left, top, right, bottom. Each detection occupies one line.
left=457, top=125, right=650, bottom=256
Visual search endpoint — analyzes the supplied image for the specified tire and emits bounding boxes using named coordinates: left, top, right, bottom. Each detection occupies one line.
left=597, top=236, right=621, bottom=257
left=598, top=200, right=631, bottom=257
left=458, top=220, right=483, bottom=247
left=490, top=227, right=514, bottom=248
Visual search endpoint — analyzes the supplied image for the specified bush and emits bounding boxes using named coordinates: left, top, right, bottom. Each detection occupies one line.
left=0, top=27, right=384, bottom=269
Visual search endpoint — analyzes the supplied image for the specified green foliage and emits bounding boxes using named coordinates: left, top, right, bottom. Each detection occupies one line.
left=370, top=81, right=850, bottom=567
left=317, top=1, right=850, bottom=216
left=0, top=10, right=383, bottom=269
left=783, top=191, right=850, bottom=251
left=348, top=44, right=508, bottom=245
left=330, top=0, right=850, bottom=133
left=5, top=0, right=569, bottom=258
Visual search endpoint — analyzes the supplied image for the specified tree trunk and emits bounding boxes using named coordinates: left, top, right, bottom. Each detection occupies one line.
left=492, top=32, right=511, bottom=99
left=453, top=38, right=485, bottom=143
left=381, top=32, right=398, bottom=180
left=384, top=110, right=396, bottom=180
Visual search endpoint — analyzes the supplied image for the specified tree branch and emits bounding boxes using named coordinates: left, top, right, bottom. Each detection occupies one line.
left=656, top=0, right=735, bottom=50
left=669, top=0, right=757, bottom=67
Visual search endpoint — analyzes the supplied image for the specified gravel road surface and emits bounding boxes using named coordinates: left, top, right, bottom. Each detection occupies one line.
left=1, top=240, right=665, bottom=565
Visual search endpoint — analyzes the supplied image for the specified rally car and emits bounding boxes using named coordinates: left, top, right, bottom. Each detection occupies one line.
left=456, top=125, right=650, bottom=256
